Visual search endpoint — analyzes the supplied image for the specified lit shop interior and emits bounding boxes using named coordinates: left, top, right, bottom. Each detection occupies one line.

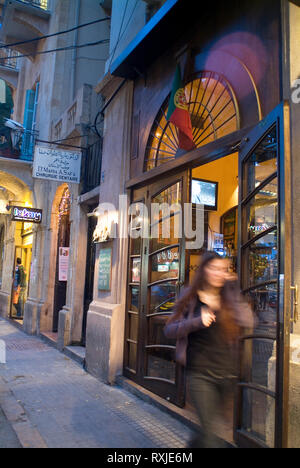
left=189, top=152, right=277, bottom=285
left=145, top=150, right=278, bottom=382
left=189, top=152, right=239, bottom=277
left=10, top=219, right=32, bottom=322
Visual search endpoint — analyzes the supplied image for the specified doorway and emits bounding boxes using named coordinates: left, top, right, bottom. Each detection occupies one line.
left=125, top=103, right=291, bottom=447
left=188, top=152, right=239, bottom=279
left=82, top=204, right=98, bottom=345
left=10, top=244, right=32, bottom=322
left=53, top=187, right=71, bottom=333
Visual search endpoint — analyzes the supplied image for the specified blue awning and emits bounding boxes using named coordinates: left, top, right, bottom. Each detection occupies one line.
left=110, top=0, right=186, bottom=79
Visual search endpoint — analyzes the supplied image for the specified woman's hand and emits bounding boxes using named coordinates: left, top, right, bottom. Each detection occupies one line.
left=198, top=291, right=221, bottom=311
left=201, top=306, right=216, bottom=328
left=225, top=272, right=238, bottom=282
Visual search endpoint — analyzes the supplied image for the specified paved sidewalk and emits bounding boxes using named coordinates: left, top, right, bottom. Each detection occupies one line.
left=0, top=319, right=191, bottom=449
left=0, top=406, right=22, bottom=448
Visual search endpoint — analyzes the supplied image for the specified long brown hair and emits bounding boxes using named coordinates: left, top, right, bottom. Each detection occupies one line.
left=168, top=251, right=241, bottom=343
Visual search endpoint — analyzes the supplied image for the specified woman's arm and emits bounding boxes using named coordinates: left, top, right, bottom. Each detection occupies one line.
left=235, top=300, right=255, bottom=329
left=164, top=307, right=215, bottom=340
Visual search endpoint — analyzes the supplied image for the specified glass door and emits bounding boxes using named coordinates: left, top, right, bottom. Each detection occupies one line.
left=235, top=103, right=292, bottom=448
left=124, top=171, right=188, bottom=406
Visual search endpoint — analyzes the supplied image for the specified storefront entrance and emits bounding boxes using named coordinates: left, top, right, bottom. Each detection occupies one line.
left=10, top=244, right=32, bottom=321
left=10, top=216, right=33, bottom=323
left=125, top=102, right=292, bottom=447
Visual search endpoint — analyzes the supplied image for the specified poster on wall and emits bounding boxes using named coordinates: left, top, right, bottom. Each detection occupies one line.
left=33, top=145, right=82, bottom=184
left=59, top=247, right=69, bottom=282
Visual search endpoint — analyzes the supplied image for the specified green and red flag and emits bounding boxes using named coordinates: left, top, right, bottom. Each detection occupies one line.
left=166, top=64, right=195, bottom=152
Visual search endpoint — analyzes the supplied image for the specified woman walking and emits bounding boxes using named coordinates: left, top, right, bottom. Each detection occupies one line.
left=164, top=251, right=254, bottom=448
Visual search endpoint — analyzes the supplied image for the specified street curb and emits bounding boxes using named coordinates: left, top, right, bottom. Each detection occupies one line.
left=0, top=376, right=47, bottom=448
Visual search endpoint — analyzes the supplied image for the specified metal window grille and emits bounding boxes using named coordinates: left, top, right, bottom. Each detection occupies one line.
left=0, top=46, right=20, bottom=69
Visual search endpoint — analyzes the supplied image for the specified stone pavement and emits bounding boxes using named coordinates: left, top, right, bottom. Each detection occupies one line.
left=0, top=319, right=192, bottom=449
left=0, top=406, right=22, bottom=448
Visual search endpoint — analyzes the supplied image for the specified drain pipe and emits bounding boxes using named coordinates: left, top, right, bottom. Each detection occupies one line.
left=71, top=0, right=81, bottom=102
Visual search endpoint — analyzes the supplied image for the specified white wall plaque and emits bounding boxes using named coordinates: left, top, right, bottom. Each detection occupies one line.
left=33, top=145, right=82, bottom=184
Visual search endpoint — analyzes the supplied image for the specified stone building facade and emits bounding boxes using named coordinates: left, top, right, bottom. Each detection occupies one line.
left=86, top=0, right=300, bottom=448
left=0, top=0, right=110, bottom=353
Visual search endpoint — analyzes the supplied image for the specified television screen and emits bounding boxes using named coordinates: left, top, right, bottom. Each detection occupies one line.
left=191, top=178, right=218, bottom=210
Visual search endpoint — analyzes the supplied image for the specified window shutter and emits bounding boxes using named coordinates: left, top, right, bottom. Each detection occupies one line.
left=29, top=82, right=39, bottom=156
left=21, top=89, right=35, bottom=160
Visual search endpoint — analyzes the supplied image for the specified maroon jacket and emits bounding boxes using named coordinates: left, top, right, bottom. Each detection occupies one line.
left=164, top=292, right=254, bottom=367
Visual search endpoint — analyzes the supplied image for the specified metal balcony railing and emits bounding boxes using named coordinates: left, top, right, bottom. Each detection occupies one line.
left=19, top=0, right=49, bottom=10
left=0, top=125, right=38, bottom=161
left=0, top=46, right=20, bottom=70
left=81, top=139, right=102, bottom=194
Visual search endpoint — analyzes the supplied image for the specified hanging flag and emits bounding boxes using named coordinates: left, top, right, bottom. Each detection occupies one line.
left=166, top=64, right=195, bottom=152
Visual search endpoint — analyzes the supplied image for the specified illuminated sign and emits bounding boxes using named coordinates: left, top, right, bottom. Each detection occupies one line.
left=11, top=206, right=42, bottom=224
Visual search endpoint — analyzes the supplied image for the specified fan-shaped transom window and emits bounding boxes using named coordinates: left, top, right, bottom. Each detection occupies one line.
left=144, top=71, right=240, bottom=171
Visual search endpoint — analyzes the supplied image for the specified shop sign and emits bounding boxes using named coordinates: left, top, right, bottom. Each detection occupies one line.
left=11, top=206, right=42, bottom=224
left=98, top=247, right=112, bottom=291
left=59, top=247, right=69, bottom=281
left=33, top=145, right=81, bottom=184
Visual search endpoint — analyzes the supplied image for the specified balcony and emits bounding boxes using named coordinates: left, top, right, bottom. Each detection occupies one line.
left=52, top=84, right=93, bottom=143
left=0, top=0, right=51, bottom=56
left=0, top=45, right=20, bottom=88
left=0, top=121, right=37, bottom=161
left=52, top=84, right=103, bottom=195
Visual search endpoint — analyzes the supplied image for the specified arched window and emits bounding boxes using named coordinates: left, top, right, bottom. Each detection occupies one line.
left=144, top=71, right=239, bottom=171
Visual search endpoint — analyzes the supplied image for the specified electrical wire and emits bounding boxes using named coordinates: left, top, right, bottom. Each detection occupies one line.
left=0, top=17, right=111, bottom=50
left=108, top=0, right=139, bottom=68
left=35, top=138, right=86, bottom=150
left=76, top=56, right=107, bottom=61
left=108, top=0, right=129, bottom=67
left=92, top=78, right=127, bottom=138
left=0, top=39, right=110, bottom=62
